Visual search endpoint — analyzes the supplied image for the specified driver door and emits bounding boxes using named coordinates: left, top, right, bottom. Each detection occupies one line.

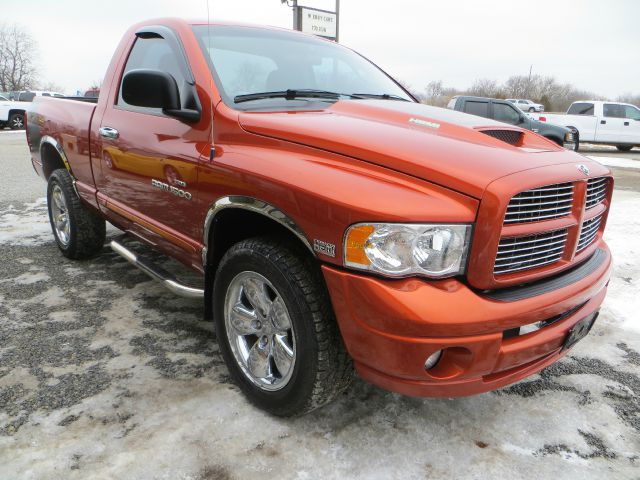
left=94, top=32, right=209, bottom=255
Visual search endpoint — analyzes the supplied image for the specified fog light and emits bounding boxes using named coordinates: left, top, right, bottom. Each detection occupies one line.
left=424, top=350, right=443, bottom=370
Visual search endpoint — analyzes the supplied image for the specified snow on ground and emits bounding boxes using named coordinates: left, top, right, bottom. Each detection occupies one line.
left=0, top=193, right=638, bottom=480
left=589, top=156, right=640, bottom=170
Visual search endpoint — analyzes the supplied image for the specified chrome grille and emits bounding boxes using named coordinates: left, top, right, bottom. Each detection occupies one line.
left=504, top=183, right=574, bottom=224
left=494, top=229, right=568, bottom=274
left=577, top=215, right=602, bottom=252
left=585, top=177, right=607, bottom=209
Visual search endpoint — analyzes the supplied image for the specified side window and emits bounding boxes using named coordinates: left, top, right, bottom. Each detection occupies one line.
left=603, top=103, right=625, bottom=118
left=18, top=91, right=35, bottom=102
left=118, top=36, right=187, bottom=113
left=463, top=101, right=489, bottom=118
left=493, top=103, right=521, bottom=125
left=567, top=103, right=594, bottom=115
left=518, top=100, right=527, bottom=104
left=42, top=93, right=50, bottom=97
left=623, top=105, right=640, bottom=121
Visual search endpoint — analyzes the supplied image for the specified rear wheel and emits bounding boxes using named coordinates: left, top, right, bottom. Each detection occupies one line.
left=616, top=145, right=634, bottom=152
left=213, top=236, right=353, bottom=416
left=8, top=112, right=24, bottom=130
left=47, top=169, right=106, bottom=259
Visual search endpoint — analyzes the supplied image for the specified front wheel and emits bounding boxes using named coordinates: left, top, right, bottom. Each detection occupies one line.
left=213, top=236, right=353, bottom=416
left=8, top=112, right=24, bottom=130
left=616, top=145, right=634, bottom=152
left=528, top=107, right=535, bottom=112
left=47, top=169, right=106, bottom=259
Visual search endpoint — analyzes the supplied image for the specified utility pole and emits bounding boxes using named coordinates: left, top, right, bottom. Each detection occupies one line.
left=292, top=0, right=299, bottom=31
left=335, top=0, right=340, bottom=43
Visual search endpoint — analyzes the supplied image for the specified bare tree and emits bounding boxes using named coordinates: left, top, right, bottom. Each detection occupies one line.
left=0, top=23, right=38, bottom=91
left=467, top=78, right=502, bottom=98
left=38, top=81, right=64, bottom=93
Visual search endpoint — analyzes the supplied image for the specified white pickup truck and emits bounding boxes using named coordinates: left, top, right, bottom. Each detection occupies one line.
left=0, top=94, right=29, bottom=130
left=533, top=101, right=640, bottom=151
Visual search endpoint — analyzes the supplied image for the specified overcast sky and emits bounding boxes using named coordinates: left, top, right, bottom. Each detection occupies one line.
left=5, top=0, right=639, bottom=97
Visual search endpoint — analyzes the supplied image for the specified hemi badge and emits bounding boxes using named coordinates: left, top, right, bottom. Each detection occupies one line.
left=313, top=239, right=336, bottom=257
left=409, top=118, right=440, bottom=129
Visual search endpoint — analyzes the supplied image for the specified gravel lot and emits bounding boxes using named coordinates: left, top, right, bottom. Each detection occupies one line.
left=0, top=130, right=639, bottom=479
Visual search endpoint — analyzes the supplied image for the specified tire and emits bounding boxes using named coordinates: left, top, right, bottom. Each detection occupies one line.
left=528, top=107, right=535, bottom=112
left=47, top=169, right=106, bottom=259
left=8, top=112, right=25, bottom=130
left=616, top=145, right=633, bottom=152
left=213, top=236, right=353, bottom=416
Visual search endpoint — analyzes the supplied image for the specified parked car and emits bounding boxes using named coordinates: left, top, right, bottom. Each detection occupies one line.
left=26, top=18, right=612, bottom=416
left=448, top=96, right=577, bottom=150
left=0, top=95, right=30, bottom=129
left=17, top=90, right=65, bottom=102
left=506, top=98, right=544, bottom=112
left=533, top=101, right=640, bottom=151
left=84, top=89, right=100, bottom=99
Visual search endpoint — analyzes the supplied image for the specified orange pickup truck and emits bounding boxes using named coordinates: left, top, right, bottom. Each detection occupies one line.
left=26, top=18, right=612, bottom=416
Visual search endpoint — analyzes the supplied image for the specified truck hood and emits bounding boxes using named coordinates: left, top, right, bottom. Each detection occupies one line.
left=238, top=100, right=575, bottom=199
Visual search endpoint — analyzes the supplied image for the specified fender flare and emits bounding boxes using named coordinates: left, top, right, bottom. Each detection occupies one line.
left=40, top=135, right=73, bottom=174
left=201, top=195, right=315, bottom=266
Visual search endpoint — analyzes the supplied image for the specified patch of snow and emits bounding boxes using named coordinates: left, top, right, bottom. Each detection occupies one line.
left=588, top=155, right=640, bottom=170
left=0, top=197, right=51, bottom=246
left=603, top=190, right=640, bottom=332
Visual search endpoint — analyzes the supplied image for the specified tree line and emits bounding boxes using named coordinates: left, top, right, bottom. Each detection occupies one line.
left=416, top=77, right=640, bottom=112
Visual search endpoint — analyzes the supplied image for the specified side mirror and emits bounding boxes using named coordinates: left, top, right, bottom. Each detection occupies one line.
left=122, top=69, right=180, bottom=110
left=518, top=115, right=527, bottom=125
left=122, top=69, right=200, bottom=122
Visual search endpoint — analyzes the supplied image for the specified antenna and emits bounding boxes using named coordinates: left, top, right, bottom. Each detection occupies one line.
left=206, top=0, right=215, bottom=160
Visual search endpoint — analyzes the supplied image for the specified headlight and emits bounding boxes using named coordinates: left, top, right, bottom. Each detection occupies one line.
left=344, top=223, right=472, bottom=278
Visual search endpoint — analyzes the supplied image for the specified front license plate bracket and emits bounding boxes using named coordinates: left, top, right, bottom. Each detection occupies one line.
left=562, top=311, right=599, bottom=352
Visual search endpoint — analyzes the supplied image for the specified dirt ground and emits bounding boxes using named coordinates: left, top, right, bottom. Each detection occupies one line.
left=0, top=131, right=639, bottom=479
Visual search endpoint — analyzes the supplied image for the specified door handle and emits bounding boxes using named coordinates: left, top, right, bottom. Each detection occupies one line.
left=624, top=121, right=630, bottom=126
left=600, top=120, right=606, bottom=125
left=99, top=126, right=119, bottom=139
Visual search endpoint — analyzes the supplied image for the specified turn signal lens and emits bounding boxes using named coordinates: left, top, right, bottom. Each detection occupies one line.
left=345, top=224, right=375, bottom=266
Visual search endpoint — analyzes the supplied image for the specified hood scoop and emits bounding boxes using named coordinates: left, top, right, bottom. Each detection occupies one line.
left=479, top=129, right=523, bottom=146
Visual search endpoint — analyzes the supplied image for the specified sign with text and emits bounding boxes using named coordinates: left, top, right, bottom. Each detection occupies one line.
left=299, top=7, right=337, bottom=40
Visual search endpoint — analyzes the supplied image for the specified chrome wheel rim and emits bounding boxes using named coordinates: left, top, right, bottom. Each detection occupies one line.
left=11, top=116, right=23, bottom=128
left=51, top=184, right=70, bottom=245
left=224, top=271, right=296, bottom=391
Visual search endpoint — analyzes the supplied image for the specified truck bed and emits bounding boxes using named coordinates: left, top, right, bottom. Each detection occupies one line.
left=26, top=97, right=98, bottom=205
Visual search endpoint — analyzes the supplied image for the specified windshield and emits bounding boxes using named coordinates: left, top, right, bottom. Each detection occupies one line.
left=192, top=25, right=413, bottom=108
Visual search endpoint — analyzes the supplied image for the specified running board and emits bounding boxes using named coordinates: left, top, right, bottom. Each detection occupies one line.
left=110, top=239, right=204, bottom=299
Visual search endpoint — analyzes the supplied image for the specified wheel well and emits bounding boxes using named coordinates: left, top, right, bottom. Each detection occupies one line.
left=544, top=135, right=563, bottom=146
left=8, top=109, right=25, bottom=118
left=203, top=208, right=316, bottom=320
left=41, top=142, right=67, bottom=179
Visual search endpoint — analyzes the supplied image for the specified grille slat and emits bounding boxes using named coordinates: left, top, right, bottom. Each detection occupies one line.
left=585, top=177, right=608, bottom=209
left=503, top=183, right=574, bottom=224
left=494, top=229, right=568, bottom=275
left=495, top=244, right=565, bottom=263
left=577, top=215, right=602, bottom=251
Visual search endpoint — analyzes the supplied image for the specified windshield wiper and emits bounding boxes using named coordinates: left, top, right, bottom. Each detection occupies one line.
left=234, top=89, right=347, bottom=104
left=350, top=93, right=411, bottom=101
